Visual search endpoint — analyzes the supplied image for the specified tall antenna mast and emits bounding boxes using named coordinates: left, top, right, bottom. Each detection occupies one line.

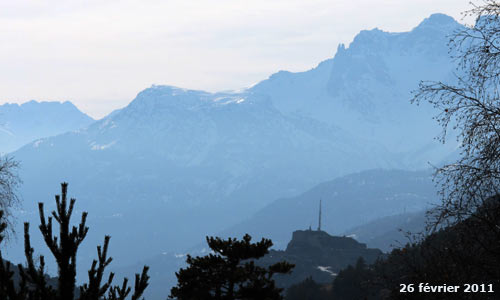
left=317, top=198, right=322, bottom=231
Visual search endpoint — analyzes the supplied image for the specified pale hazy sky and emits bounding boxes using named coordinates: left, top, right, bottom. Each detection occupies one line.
left=0, top=0, right=472, bottom=119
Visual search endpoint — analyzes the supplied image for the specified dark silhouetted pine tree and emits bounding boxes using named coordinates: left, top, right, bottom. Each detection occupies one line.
left=0, top=182, right=150, bottom=300
left=170, top=234, right=294, bottom=300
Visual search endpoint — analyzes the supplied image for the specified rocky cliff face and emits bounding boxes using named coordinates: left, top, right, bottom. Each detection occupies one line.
left=286, top=230, right=369, bottom=253
left=260, top=230, right=382, bottom=288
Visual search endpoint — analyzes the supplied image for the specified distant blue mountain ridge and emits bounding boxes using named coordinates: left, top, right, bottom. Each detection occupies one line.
left=3, top=14, right=461, bottom=285
left=0, top=100, right=93, bottom=153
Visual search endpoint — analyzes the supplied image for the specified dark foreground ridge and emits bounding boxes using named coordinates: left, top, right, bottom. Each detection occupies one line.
left=260, top=229, right=383, bottom=288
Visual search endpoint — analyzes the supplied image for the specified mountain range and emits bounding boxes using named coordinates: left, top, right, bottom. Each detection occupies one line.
left=3, top=13, right=458, bottom=284
left=222, top=169, right=437, bottom=250
left=0, top=101, right=93, bottom=153
left=114, top=169, right=435, bottom=300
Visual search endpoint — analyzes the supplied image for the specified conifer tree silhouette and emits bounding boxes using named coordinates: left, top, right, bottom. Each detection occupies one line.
left=0, top=182, right=150, bottom=300
left=170, top=234, right=294, bottom=300
left=37, top=182, right=87, bottom=299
